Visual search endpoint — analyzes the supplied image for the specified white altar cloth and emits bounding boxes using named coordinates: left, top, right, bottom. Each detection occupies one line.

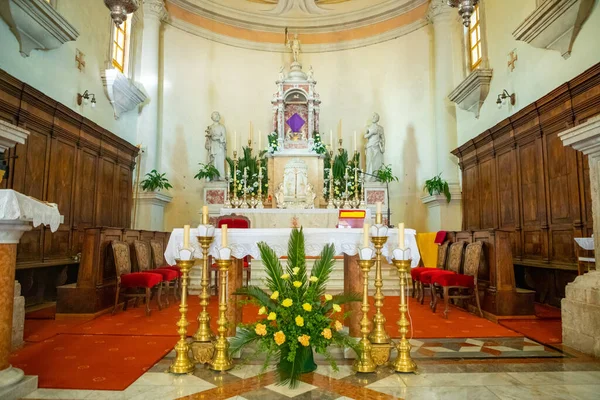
left=165, top=227, right=420, bottom=268
left=219, top=208, right=372, bottom=229
left=0, top=189, right=61, bottom=232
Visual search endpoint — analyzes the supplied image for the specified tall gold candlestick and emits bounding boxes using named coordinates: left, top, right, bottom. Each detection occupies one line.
left=256, top=158, right=264, bottom=209
left=209, top=258, right=233, bottom=371
left=353, top=151, right=359, bottom=207
left=353, top=258, right=376, bottom=373
left=191, top=236, right=216, bottom=363
left=392, top=258, right=417, bottom=373
left=369, top=235, right=391, bottom=365
left=327, top=150, right=335, bottom=209
left=168, top=258, right=196, bottom=374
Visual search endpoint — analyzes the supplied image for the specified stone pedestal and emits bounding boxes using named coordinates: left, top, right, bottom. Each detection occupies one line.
left=421, top=183, right=462, bottom=231
left=562, top=271, right=600, bottom=356
left=363, top=182, right=389, bottom=223
left=11, top=282, right=23, bottom=351
left=132, top=190, right=172, bottom=231
left=202, top=181, right=228, bottom=216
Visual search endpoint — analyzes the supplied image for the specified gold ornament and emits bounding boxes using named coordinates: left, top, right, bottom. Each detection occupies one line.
left=392, top=258, right=417, bottom=373
left=168, top=258, right=196, bottom=374
left=368, top=235, right=390, bottom=345
left=209, top=258, right=233, bottom=371
left=353, top=258, right=376, bottom=373
left=192, top=235, right=216, bottom=362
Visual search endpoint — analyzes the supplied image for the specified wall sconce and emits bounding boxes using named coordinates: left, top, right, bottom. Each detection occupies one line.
left=496, top=90, right=515, bottom=109
left=77, top=90, right=96, bottom=108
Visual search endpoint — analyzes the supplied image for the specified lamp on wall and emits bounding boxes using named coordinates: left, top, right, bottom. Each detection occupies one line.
left=496, top=90, right=515, bottom=109
left=77, top=90, right=97, bottom=108
left=447, top=0, right=480, bottom=27
left=104, top=0, right=139, bottom=26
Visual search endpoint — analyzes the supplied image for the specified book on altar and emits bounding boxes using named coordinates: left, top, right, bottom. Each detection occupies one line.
left=337, top=209, right=367, bottom=228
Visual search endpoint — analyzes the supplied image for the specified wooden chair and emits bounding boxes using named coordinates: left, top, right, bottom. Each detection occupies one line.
left=432, top=241, right=484, bottom=319
left=212, top=214, right=251, bottom=293
left=150, top=239, right=181, bottom=300
left=411, top=241, right=450, bottom=303
left=134, top=240, right=179, bottom=306
left=419, top=241, right=465, bottom=307
left=574, top=237, right=596, bottom=275
left=111, top=240, right=163, bottom=316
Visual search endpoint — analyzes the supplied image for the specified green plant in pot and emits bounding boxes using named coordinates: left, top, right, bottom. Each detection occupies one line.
left=424, top=172, right=451, bottom=202
left=140, top=169, right=173, bottom=192
left=194, top=163, right=220, bottom=181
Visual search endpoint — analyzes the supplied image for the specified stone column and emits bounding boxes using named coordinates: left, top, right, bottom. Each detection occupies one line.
left=426, top=2, right=464, bottom=231
left=559, top=116, right=600, bottom=357
left=343, top=254, right=362, bottom=337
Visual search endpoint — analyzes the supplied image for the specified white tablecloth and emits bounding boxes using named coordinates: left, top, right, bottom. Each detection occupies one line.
left=219, top=208, right=372, bottom=229
left=165, top=227, right=420, bottom=268
left=0, top=189, right=61, bottom=231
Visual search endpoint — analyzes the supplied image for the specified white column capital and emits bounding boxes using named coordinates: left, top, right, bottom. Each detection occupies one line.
left=559, top=116, right=600, bottom=159
left=427, top=1, right=456, bottom=24
left=143, top=0, right=168, bottom=21
left=0, top=221, right=31, bottom=244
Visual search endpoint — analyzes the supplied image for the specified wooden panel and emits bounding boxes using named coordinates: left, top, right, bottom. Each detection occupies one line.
left=464, top=166, right=480, bottom=230
left=497, top=150, right=518, bottom=228
left=96, top=158, right=116, bottom=227
left=479, top=159, right=496, bottom=229
left=74, top=149, right=98, bottom=227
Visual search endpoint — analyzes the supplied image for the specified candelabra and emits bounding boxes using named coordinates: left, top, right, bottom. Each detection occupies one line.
left=209, top=256, right=233, bottom=371
left=353, top=152, right=360, bottom=208
left=223, top=176, right=232, bottom=208
left=327, top=150, right=335, bottom=209
left=369, top=219, right=391, bottom=365
left=231, top=152, right=242, bottom=208
left=338, top=138, right=344, bottom=155
left=168, top=258, right=195, bottom=374
left=256, top=158, right=264, bottom=209
left=353, top=257, right=377, bottom=373
left=343, top=168, right=352, bottom=209
left=240, top=167, right=249, bottom=209
left=392, top=256, right=417, bottom=373
left=191, top=234, right=216, bottom=364
left=359, top=169, right=366, bottom=209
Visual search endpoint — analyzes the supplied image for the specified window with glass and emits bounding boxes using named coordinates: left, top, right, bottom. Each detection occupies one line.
left=112, top=20, right=127, bottom=73
left=468, top=5, right=482, bottom=70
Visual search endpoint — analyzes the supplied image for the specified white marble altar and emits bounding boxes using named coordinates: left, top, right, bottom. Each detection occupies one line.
left=219, top=208, right=371, bottom=229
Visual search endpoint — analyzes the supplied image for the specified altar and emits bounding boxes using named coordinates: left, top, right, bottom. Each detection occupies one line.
left=219, top=208, right=372, bottom=228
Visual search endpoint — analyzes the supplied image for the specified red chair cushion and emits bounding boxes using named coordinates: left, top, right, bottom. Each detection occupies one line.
left=120, top=272, right=162, bottom=288
left=433, top=273, right=474, bottom=288
left=152, top=268, right=179, bottom=281
left=410, top=267, right=432, bottom=280
left=218, top=218, right=249, bottom=229
left=159, top=265, right=182, bottom=277
left=420, top=270, right=455, bottom=284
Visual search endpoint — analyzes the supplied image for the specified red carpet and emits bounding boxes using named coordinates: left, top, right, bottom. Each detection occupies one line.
left=25, top=304, right=57, bottom=320
left=10, top=334, right=176, bottom=390
left=24, top=319, right=88, bottom=342
left=499, top=303, right=562, bottom=345
left=534, top=302, right=562, bottom=319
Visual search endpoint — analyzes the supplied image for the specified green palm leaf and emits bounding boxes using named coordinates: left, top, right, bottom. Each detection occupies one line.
left=229, top=327, right=261, bottom=356
left=286, top=228, right=307, bottom=284
left=307, top=243, right=335, bottom=298
left=234, top=286, right=278, bottom=309
left=322, top=292, right=361, bottom=312
left=257, top=241, right=286, bottom=294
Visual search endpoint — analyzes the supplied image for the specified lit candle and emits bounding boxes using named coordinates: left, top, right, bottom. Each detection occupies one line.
left=183, top=225, right=190, bottom=248
left=258, top=129, right=262, bottom=149
left=221, top=224, right=228, bottom=247
left=398, top=222, right=405, bottom=250
left=202, top=205, right=209, bottom=225
left=363, top=222, right=370, bottom=248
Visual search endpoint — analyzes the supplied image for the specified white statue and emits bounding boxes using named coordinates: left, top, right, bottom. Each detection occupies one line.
left=286, top=33, right=301, bottom=63
left=364, top=113, right=385, bottom=181
left=278, top=66, right=285, bottom=82
left=205, top=111, right=227, bottom=180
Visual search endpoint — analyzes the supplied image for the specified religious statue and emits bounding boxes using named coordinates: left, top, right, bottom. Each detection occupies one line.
left=286, top=32, right=301, bottom=63
left=364, top=113, right=385, bottom=181
left=205, top=111, right=227, bottom=180
left=278, top=66, right=285, bottom=81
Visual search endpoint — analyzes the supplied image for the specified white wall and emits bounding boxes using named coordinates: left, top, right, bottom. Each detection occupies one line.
left=0, top=0, right=139, bottom=143
left=455, top=0, right=600, bottom=145
left=160, top=25, right=437, bottom=232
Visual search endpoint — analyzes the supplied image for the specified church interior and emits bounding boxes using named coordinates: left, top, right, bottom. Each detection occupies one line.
left=1, top=0, right=600, bottom=399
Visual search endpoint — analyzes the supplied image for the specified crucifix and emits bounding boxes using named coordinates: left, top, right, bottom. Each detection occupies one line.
left=508, top=51, right=518, bottom=72
left=75, top=49, right=86, bottom=72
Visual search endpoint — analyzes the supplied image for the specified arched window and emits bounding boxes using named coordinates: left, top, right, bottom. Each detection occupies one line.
left=112, top=20, right=128, bottom=73
left=468, top=4, right=482, bottom=70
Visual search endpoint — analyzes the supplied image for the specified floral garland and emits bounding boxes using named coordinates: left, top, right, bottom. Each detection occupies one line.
left=309, top=131, right=327, bottom=155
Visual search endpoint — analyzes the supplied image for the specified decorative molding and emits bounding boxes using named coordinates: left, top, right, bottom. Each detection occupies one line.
left=0, top=119, right=29, bottom=153
left=0, top=221, right=32, bottom=244
left=420, top=184, right=462, bottom=208
left=448, top=68, right=493, bottom=118
left=143, top=0, right=168, bottom=21
left=167, top=16, right=428, bottom=53
left=558, top=115, right=600, bottom=158
left=134, top=190, right=173, bottom=206
left=426, top=0, right=455, bottom=23
left=101, top=69, right=147, bottom=119
left=0, top=0, right=79, bottom=57
left=512, top=0, right=595, bottom=59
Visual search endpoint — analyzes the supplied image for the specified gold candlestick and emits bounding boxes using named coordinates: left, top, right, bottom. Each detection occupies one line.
left=209, top=258, right=233, bottom=371
left=392, top=258, right=417, bottom=373
left=353, top=151, right=359, bottom=207
left=353, top=258, right=376, bottom=373
left=168, top=258, right=195, bottom=374
left=191, top=236, right=216, bottom=363
left=369, top=235, right=391, bottom=365
left=256, top=158, right=264, bottom=209
left=327, top=150, right=335, bottom=209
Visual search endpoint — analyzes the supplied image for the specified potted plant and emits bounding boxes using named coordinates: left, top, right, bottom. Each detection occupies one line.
left=140, top=169, right=173, bottom=192
left=194, top=163, right=220, bottom=181
left=231, top=228, right=360, bottom=388
left=424, top=172, right=451, bottom=202
left=374, top=164, right=398, bottom=183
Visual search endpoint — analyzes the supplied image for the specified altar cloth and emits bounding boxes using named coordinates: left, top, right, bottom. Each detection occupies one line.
left=165, top=227, right=420, bottom=268
left=219, top=208, right=372, bottom=229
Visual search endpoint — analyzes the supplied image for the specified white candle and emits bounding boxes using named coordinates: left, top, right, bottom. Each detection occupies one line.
left=202, top=206, right=209, bottom=225
left=234, top=131, right=237, bottom=153
left=183, top=225, right=190, bottom=248
left=258, top=129, right=262, bottom=149
left=221, top=224, right=228, bottom=247
left=338, top=119, right=342, bottom=141
left=398, top=222, right=405, bottom=250
left=329, top=129, right=333, bottom=148
left=363, top=223, right=370, bottom=248
left=353, top=131, right=357, bottom=153
left=376, top=201, right=382, bottom=216
left=250, top=121, right=253, bottom=142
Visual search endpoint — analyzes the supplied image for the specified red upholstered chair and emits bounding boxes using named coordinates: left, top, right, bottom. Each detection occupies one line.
left=411, top=241, right=449, bottom=303
left=431, top=241, right=483, bottom=318
left=150, top=239, right=181, bottom=300
left=420, top=241, right=465, bottom=308
left=211, top=214, right=251, bottom=293
left=135, top=240, right=179, bottom=307
left=111, top=240, right=163, bottom=316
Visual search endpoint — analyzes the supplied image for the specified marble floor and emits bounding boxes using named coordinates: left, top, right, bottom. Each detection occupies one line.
left=22, top=344, right=600, bottom=400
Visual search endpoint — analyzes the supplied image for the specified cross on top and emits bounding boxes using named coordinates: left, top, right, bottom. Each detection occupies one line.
left=508, top=51, right=518, bottom=72
left=75, top=49, right=86, bottom=72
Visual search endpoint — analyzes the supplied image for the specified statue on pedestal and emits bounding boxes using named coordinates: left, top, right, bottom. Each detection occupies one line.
left=286, top=32, right=301, bottom=64
left=364, top=113, right=385, bottom=181
left=205, top=111, right=227, bottom=181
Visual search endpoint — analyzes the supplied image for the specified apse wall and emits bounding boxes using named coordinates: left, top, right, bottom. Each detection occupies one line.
left=160, top=24, right=436, bottom=231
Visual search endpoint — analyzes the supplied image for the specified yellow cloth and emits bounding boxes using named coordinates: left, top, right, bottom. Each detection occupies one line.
left=416, top=232, right=438, bottom=268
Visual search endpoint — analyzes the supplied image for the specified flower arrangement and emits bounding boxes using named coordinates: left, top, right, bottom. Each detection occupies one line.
left=309, top=131, right=327, bottom=155
left=231, top=228, right=360, bottom=387
left=374, top=164, right=398, bottom=184
left=226, top=146, right=269, bottom=197
left=323, top=150, right=362, bottom=202
left=267, top=132, right=280, bottom=154
left=194, top=162, right=220, bottom=181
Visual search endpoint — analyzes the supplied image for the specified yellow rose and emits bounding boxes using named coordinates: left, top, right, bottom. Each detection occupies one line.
left=334, top=320, right=343, bottom=331
left=297, top=334, right=310, bottom=347
left=292, top=267, right=300, bottom=274
left=274, top=331, right=286, bottom=346
left=281, top=273, right=290, bottom=280
left=293, top=281, right=302, bottom=288
left=302, top=303, right=312, bottom=312
left=309, top=276, right=318, bottom=282
left=295, top=315, right=304, bottom=327
left=270, top=291, right=279, bottom=300
left=324, top=294, right=333, bottom=301
left=255, top=323, right=267, bottom=336
left=282, top=298, right=293, bottom=307
left=267, top=312, right=277, bottom=321
left=258, top=306, right=266, bottom=315
left=322, top=328, right=332, bottom=339
left=332, top=304, right=342, bottom=313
